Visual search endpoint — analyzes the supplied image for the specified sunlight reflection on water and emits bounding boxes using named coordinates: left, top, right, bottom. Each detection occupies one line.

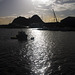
left=26, top=29, right=54, bottom=75
left=1, top=29, right=75, bottom=75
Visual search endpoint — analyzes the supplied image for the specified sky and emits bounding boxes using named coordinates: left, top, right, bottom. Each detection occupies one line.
left=0, top=0, right=75, bottom=24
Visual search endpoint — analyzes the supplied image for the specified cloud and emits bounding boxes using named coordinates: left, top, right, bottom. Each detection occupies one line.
left=32, top=0, right=56, bottom=7
left=55, top=0, right=75, bottom=4
left=32, top=0, right=75, bottom=12
left=62, top=0, right=75, bottom=3
left=30, top=0, right=75, bottom=18
left=28, top=11, right=39, bottom=14
left=52, top=3, right=75, bottom=11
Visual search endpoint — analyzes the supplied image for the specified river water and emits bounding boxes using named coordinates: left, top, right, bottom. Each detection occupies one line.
left=0, top=28, right=75, bottom=75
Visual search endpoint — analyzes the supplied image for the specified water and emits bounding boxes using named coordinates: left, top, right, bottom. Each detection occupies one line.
left=0, top=28, right=75, bottom=75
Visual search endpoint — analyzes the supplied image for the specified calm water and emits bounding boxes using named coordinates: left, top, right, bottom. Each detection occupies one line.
left=0, top=28, right=75, bottom=75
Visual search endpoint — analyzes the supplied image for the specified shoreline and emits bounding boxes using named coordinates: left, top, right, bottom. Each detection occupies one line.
left=0, top=25, right=75, bottom=31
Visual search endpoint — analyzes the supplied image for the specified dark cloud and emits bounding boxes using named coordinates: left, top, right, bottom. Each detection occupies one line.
left=55, top=0, right=75, bottom=4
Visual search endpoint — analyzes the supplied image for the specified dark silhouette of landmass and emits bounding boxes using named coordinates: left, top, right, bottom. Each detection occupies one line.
left=29, top=15, right=43, bottom=23
left=0, top=15, right=75, bottom=31
left=12, top=16, right=28, bottom=27
left=8, top=15, right=44, bottom=28
left=60, top=16, right=75, bottom=27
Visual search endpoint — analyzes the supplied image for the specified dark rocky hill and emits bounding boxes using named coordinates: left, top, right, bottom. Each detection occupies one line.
left=60, top=16, right=75, bottom=27
left=29, top=15, right=43, bottom=23
left=12, top=16, right=28, bottom=26
left=9, top=15, right=44, bottom=27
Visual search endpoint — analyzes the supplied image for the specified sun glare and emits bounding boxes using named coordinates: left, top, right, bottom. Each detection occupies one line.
left=32, top=0, right=50, bottom=4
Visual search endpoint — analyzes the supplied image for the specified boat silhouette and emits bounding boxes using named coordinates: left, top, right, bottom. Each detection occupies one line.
left=11, top=31, right=28, bottom=41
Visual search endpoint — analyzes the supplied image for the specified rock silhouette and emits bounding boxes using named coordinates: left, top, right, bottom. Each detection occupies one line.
left=9, top=15, right=44, bottom=27
left=0, top=15, right=75, bottom=31
left=29, top=15, right=43, bottom=24
left=60, top=16, right=75, bottom=27
left=12, top=16, right=28, bottom=26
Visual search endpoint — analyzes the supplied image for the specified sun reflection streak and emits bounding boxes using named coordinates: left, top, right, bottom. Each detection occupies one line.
left=26, top=29, right=53, bottom=75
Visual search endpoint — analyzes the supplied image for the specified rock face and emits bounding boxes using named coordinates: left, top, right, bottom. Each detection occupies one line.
left=61, top=17, right=75, bottom=27
left=29, top=15, right=43, bottom=24
left=12, top=16, right=28, bottom=26
left=10, top=15, right=44, bottom=27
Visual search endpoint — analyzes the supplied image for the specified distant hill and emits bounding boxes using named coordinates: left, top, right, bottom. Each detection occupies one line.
left=10, top=16, right=28, bottom=27
left=60, top=16, right=75, bottom=27
left=9, top=15, right=44, bottom=27
left=1, top=16, right=75, bottom=31
left=29, top=15, right=43, bottom=23
left=13, top=16, right=28, bottom=24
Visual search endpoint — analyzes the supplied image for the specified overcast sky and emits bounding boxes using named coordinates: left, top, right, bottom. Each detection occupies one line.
left=0, top=0, right=75, bottom=24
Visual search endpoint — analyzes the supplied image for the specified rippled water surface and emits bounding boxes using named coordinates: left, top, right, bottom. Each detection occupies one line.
left=0, top=28, right=75, bottom=75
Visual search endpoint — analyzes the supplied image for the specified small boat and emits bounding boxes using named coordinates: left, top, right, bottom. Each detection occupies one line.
left=11, top=31, right=28, bottom=41
left=31, top=37, right=34, bottom=40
